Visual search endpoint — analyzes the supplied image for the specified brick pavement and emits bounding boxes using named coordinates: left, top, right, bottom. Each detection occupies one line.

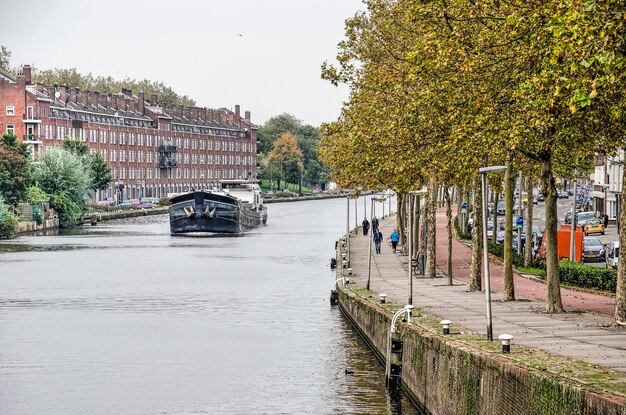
left=345, top=211, right=626, bottom=372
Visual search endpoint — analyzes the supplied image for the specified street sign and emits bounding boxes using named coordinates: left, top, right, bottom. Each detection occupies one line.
left=462, top=201, right=467, bottom=210
left=516, top=216, right=524, bottom=228
left=461, top=208, right=467, bottom=214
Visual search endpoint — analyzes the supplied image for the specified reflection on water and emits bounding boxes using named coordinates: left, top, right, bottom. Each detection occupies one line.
left=0, top=197, right=421, bottom=414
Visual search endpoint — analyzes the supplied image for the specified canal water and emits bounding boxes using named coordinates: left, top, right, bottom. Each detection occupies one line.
left=0, top=196, right=421, bottom=414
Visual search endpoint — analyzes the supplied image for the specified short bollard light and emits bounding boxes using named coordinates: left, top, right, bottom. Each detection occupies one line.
left=342, top=253, right=347, bottom=261
left=379, top=293, right=387, bottom=304
left=498, top=334, right=514, bottom=353
left=403, top=304, right=415, bottom=323
left=439, top=320, right=452, bottom=335
left=347, top=268, right=353, bottom=275
left=342, top=260, right=348, bottom=269
left=345, top=276, right=350, bottom=284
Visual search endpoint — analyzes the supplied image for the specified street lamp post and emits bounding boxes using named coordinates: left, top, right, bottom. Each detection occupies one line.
left=570, top=178, right=577, bottom=261
left=385, top=304, right=414, bottom=385
left=479, top=165, right=507, bottom=341
left=346, top=194, right=351, bottom=268
left=366, top=196, right=387, bottom=290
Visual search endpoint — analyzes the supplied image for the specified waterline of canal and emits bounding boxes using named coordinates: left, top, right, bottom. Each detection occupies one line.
left=0, top=196, right=420, bottom=414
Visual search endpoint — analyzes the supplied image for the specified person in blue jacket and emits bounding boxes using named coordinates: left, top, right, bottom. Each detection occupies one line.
left=390, top=229, right=400, bottom=253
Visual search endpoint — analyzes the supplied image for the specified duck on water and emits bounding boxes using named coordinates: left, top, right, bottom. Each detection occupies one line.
left=168, top=180, right=267, bottom=235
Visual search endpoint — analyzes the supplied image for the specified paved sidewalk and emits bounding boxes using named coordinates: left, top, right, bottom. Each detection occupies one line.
left=346, top=212, right=626, bottom=372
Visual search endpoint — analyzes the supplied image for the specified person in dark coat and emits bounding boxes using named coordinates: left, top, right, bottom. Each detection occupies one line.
left=372, top=216, right=379, bottom=232
left=373, top=229, right=383, bottom=254
left=603, top=213, right=609, bottom=229
left=362, top=218, right=370, bottom=236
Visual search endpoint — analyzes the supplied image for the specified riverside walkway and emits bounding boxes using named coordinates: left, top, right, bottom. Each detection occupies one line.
left=346, top=209, right=626, bottom=373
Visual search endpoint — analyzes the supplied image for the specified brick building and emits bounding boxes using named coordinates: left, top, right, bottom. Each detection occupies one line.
left=0, top=65, right=258, bottom=201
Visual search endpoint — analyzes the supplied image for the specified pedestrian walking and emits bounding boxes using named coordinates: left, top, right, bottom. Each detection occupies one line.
left=362, top=217, right=370, bottom=236
left=603, top=213, right=609, bottom=229
left=373, top=229, right=383, bottom=254
left=390, top=229, right=400, bottom=253
left=372, top=216, right=379, bottom=232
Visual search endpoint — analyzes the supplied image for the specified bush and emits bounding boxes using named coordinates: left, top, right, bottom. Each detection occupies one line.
left=558, top=260, right=616, bottom=292
left=159, top=197, right=170, bottom=206
left=0, top=196, right=19, bottom=238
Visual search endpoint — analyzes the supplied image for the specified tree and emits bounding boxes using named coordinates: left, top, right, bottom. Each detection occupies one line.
left=0, top=45, right=10, bottom=72
left=61, top=137, right=88, bottom=158
left=0, top=195, right=18, bottom=238
left=33, top=148, right=91, bottom=226
left=257, top=113, right=302, bottom=155
left=89, top=151, right=112, bottom=193
left=267, top=133, right=303, bottom=190
left=0, top=133, right=32, bottom=206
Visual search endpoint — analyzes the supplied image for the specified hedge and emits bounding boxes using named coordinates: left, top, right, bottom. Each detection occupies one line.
left=454, top=216, right=471, bottom=240
left=558, top=260, right=617, bottom=292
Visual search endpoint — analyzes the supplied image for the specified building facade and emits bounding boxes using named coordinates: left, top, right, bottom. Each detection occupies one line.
left=0, top=65, right=258, bottom=201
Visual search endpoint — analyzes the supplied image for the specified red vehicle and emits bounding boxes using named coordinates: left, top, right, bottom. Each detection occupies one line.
left=537, top=224, right=583, bottom=262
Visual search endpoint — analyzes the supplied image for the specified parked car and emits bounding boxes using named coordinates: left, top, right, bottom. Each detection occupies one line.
left=140, top=197, right=160, bottom=204
left=557, top=189, right=569, bottom=199
left=536, top=192, right=545, bottom=202
left=608, top=241, right=619, bottom=269
left=577, top=211, right=597, bottom=228
left=583, top=237, right=605, bottom=262
left=583, top=218, right=604, bottom=235
left=467, top=212, right=474, bottom=231
left=496, top=200, right=506, bottom=215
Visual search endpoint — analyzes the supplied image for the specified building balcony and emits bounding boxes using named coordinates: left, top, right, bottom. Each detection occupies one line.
left=22, top=114, right=42, bottom=124
left=23, top=134, right=41, bottom=142
left=158, top=144, right=177, bottom=153
left=159, top=158, right=178, bottom=169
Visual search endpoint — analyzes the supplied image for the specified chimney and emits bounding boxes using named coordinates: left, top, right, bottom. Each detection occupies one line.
left=208, top=110, right=214, bottom=122
left=124, top=97, right=130, bottom=111
left=92, top=91, right=100, bottom=108
left=81, top=90, right=90, bottom=107
left=235, top=104, right=240, bottom=119
left=137, top=92, right=145, bottom=114
left=199, top=108, right=207, bottom=122
left=23, top=65, right=32, bottom=85
left=150, top=94, right=158, bottom=106
left=184, top=107, right=191, bottom=120
left=190, top=108, right=197, bottom=120
left=47, top=86, right=56, bottom=100
left=112, top=95, right=119, bottom=111
left=59, top=87, right=68, bottom=104
left=244, top=110, right=251, bottom=122
left=129, top=98, right=136, bottom=113
left=70, top=88, right=79, bottom=104
left=100, top=94, right=108, bottom=108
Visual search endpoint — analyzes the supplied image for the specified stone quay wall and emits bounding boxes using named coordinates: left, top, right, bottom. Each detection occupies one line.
left=338, top=288, right=626, bottom=415
left=17, top=217, right=59, bottom=234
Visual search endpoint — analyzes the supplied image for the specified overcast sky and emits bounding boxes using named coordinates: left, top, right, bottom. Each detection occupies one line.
left=1, top=0, right=364, bottom=127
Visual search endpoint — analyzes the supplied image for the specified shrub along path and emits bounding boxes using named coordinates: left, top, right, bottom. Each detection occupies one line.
left=347, top=211, right=626, bottom=373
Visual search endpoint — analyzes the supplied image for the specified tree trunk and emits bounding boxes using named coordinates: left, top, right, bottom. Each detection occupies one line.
left=456, top=186, right=462, bottom=220
left=445, top=187, right=453, bottom=285
left=397, top=193, right=406, bottom=247
left=425, top=176, right=437, bottom=278
left=469, top=178, right=482, bottom=291
left=524, top=178, right=534, bottom=267
left=414, top=196, right=420, bottom=258
left=541, top=158, right=565, bottom=313
left=614, top=171, right=626, bottom=325
left=503, top=163, right=515, bottom=301
left=412, top=196, right=419, bottom=260
left=492, top=190, right=499, bottom=244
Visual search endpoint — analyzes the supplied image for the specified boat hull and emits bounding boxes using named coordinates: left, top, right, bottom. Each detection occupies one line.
left=169, top=191, right=266, bottom=235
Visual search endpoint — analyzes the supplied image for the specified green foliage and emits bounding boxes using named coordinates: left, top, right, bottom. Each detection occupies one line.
left=0, top=45, right=10, bottom=72
left=26, top=186, right=48, bottom=205
left=159, top=197, right=170, bottom=207
left=89, top=151, right=112, bottom=191
left=558, top=260, right=617, bottom=292
left=33, top=148, right=91, bottom=226
left=61, top=137, right=89, bottom=158
left=0, top=134, right=32, bottom=205
left=32, top=67, right=195, bottom=107
left=0, top=196, right=18, bottom=238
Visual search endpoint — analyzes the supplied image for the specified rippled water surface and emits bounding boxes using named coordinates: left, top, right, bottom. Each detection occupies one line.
left=0, top=197, right=420, bottom=414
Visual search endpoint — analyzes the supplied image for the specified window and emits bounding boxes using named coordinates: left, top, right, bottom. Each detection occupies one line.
left=6, top=106, right=14, bottom=116
left=6, top=124, right=15, bottom=134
